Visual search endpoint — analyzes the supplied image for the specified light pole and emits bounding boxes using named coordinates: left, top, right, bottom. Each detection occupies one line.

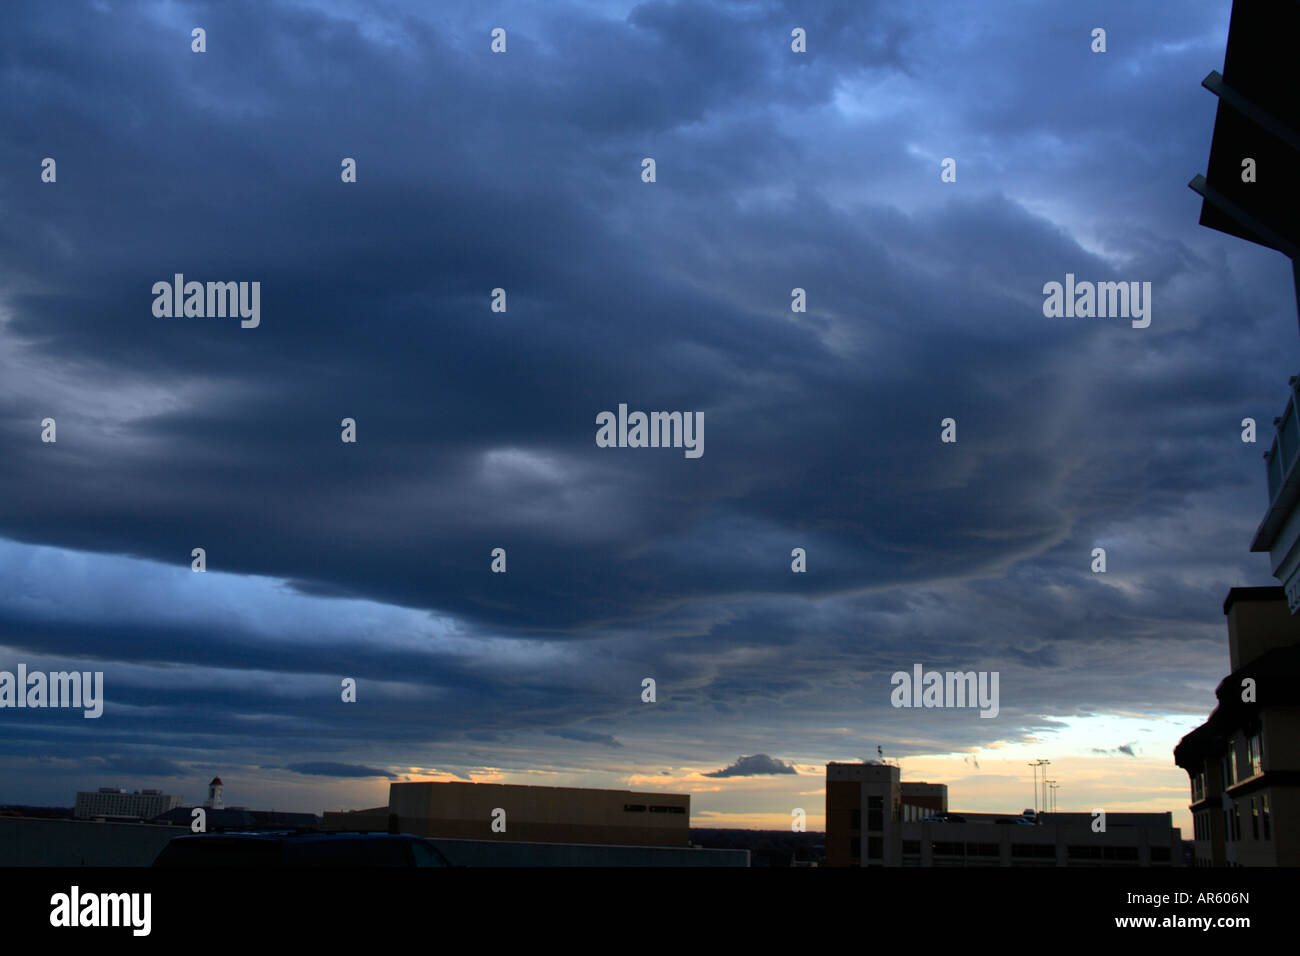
left=1029, top=759, right=1049, bottom=814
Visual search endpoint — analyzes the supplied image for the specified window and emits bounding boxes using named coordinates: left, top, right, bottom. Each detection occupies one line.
left=849, top=809, right=861, bottom=831
left=867, top=796, right=883, bottom=832
left=1151, top=847, right=1170, bottom=862
left=623, top=804, right=646, bottom=812
left=968, top=843, right=999, bottom=857
left=1268, top=439, right=1283, bottom=501
left=288, top=838, right=411, bottom=866
left=155, top=838, right=282, bottom=867
left=1281, top=403, right=1300, bottom=478
left=902, top=840, right=920, bottom=855
left=1216, top=749, right=1237, bottom=790
left=1248, top=733, right=1262, bottom=777
left=867, top=837, right=882, bottom=860
left=411, top=841, right=448, bottom=867
left=849, top=838, right=860, bottom=859
left=1262, top=794, right=1272, bottom=840
left=1011, top=843, right=1054, bottom=859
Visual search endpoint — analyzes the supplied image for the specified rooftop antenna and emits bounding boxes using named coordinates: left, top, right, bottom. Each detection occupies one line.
left=874, top=745, right=899, bottom=770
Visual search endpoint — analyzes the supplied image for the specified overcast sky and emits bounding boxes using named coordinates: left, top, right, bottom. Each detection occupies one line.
left=1, top=0, right=1291, bottom=833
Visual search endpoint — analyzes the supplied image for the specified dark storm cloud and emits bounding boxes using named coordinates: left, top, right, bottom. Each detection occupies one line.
left=704, top=754, right=797, bottom=777
left=545, top=728, right=623, bottom=747
left=282, top=762, right=397, bottom=778
left=0, top=0, right=1119, bottom=629
left=0, top=0, right=1286, bottom=806
left=1091, top=744, right=1138, bottom=757
left=93, top=756, right=189, bottom=778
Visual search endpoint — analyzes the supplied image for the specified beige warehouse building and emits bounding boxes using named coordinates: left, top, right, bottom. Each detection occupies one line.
left=325, top=781, right=691, bottom=847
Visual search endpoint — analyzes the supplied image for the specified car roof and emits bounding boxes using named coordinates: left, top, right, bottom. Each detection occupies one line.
left=170, top=830, right=422, bottom=842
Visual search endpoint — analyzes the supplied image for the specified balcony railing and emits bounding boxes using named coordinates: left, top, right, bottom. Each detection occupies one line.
left=1263, top=376, right=1300, bottom=505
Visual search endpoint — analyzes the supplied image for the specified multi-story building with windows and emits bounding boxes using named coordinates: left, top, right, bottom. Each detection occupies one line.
left=826, top=762, right=1181, bottom=867
left=826, top=761, right=928, bottom=865
left=74, top=787, right=183, bottom=821
left=1174, top=586, right=1300, bottom=866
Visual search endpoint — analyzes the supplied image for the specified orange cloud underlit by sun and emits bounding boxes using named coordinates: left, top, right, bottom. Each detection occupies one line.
left=395, top=767, right=511, bottom=783
left=694, top=810, right=826, bottom=830
left=398, top=767, right=460, bottom=778
left=622, top=769, right=813, bottom=792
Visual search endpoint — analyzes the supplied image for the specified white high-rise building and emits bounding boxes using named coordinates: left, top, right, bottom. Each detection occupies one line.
left=74, top=788, right=183, bottom=821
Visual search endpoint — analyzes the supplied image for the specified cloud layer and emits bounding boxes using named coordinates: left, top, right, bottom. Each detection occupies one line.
left=0, top=0, right=1284, bottom=822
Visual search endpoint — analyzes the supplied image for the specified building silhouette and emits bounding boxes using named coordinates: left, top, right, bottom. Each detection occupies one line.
left=1178, top=0, right=1300, bottom=870
left=1174, top=587, right=1300, bottom=865
left=826, top=762, right=1182, bottom=867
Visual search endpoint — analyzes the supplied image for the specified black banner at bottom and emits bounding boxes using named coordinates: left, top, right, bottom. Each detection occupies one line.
left=0, top=866, right=1276, bottom=942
